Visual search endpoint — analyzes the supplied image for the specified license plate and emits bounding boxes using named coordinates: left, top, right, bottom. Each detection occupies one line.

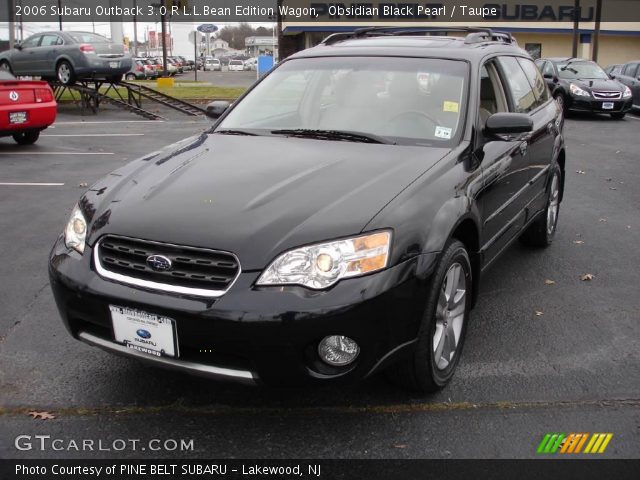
left=110, top=305, right=178, bottom=358
left=602, top=102, right=614, bottom=110
left=109, top=61, right=119, bottom=68
left=9, top=111, right=27, bottom=124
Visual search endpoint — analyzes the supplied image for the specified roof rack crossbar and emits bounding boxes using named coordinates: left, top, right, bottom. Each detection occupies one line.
left=321, top=27, right=514, bottom=46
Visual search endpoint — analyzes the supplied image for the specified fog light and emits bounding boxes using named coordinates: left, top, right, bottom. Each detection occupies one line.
left=318, top=335, right=359, bottom=366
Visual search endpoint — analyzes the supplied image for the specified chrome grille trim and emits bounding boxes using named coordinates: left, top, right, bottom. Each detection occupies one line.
left=592, top=90, right=622, bottom=100
left=93, top=236, right=241, bottom=298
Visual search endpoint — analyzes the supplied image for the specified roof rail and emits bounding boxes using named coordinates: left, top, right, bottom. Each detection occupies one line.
left=321, top=27, right=514, bottom=46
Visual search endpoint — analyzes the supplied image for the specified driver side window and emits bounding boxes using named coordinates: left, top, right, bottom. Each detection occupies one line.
left=21, top=35, right=41, bottom=49
left=479, top=62, right=508, bottom=127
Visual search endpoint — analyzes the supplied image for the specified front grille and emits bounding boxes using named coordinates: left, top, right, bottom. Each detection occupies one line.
left=96, top=235, right=240, bottom=296
left=592, top=90, right=622, bottom=100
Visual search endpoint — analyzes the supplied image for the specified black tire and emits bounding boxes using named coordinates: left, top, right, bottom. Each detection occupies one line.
left=12, top=130, right=40, bottom=145
left=125, top=73, right=136, bottom=81
left=611, top=112, right=626, bottom=119
left=56, top=60, right=75, bottom=85
left=0, top=60, right=13, bottom=75
left=520, top=166, right=562, bottom=248
left=107, top=74, right=123, bottom=83
left=388, top=240, right=472, bottom=393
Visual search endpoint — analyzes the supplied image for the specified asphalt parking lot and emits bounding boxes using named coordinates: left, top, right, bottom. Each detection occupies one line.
left=0, top=105, right=639, bottom=459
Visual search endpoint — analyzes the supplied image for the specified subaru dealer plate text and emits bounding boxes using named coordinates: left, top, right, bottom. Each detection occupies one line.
left=110, top=305, right=178, bottom=357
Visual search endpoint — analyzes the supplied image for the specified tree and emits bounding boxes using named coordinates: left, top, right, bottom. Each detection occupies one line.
left=216, top=23, right=275, bottom=50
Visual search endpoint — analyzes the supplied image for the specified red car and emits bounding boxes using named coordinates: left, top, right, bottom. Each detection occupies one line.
left=0, top=72, right=57, bottom=145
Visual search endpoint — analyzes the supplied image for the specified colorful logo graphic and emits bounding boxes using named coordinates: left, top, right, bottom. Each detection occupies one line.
left=537, top=433, right=613, bottom=454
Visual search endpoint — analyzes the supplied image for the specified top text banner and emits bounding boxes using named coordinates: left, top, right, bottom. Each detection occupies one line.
left=3, top=0, right=640, bottom=23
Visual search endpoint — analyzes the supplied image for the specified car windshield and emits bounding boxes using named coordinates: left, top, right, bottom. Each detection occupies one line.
left=557, top=62, right=608, bottom=79
left=68, top=32, right=109, bottom=44
left=217, top=56, right=468, bottom=146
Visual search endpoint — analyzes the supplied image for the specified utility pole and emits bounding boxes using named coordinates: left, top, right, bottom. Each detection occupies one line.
left=8, top=0, right=15, bottom=49
left=161, top=13, right=168, bottom=76
left=571, top=0, right=580, bottom=58
left=133, top=0, right=139, bottom=56
left=57, top=0, right=63, bottom=30
left=592, top=0, right=602, bottom=62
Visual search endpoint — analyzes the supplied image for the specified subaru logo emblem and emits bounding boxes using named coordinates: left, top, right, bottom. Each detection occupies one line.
left=146, top=254, right=172, bottom=272
left=9, top=91, right=19, bottom=101
left=136, top=329, right=151, bottom=339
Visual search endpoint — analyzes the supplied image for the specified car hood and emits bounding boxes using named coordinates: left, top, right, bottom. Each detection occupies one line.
left=572, top=78, right=624, bottom=91
left=84, top=133, right=449, bottom=270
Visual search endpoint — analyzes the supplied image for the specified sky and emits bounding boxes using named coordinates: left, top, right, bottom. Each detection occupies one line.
left=1, top=21, right=276, bottom=58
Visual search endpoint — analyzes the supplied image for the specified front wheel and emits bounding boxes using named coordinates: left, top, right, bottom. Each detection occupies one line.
left=125, top=73, right=136, bottom=81
left=554, top=93, right=568, bottom=115
left=0, top=60, right=12, bottom=74
left=13, top=130, right=40, bottom=145
left=56, top=60, right=75, bottom=85
left=388, top=240, right=472, bottom=392
left=520, top=167, right=561, bottom=247
left=611, top=112, right=626, bottom=119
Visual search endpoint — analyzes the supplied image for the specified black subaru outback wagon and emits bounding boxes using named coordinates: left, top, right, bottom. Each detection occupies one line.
left=49, top=28, right=566, bottom=392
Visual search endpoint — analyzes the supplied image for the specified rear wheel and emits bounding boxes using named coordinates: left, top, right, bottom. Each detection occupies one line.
left=125, top=73, right=136, bottom=81
left=12, top=130, right=40, bottom=145
left=388, top=240, right=472, bottom=392
left=611, top=112, right=626, bottom=119
left=107, top=74, right=123, bottom=83
left=56, top=60, right=75, bottom=85
left=520, top=166, right=561, bottom=247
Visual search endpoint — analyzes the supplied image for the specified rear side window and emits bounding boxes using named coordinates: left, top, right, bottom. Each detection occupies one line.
left=517, top=57, right=550, bottom=104
left=496, top=57, right=537, bottom=113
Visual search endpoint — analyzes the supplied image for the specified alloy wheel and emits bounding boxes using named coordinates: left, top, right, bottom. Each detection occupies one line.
left=57, top=63, right=71, bottom=84
left=547, top=173, right=560, bottom=235
left=433, top=262, right=466, bottom=370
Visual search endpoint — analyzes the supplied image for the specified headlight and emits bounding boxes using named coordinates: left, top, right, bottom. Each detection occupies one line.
left=569, top=83, right=591, bottom=97
left=64, top=204, right=87, bottom=254
left=256, top=231, right=391, bottom=290
left=623, top=86, right=632, bottom=98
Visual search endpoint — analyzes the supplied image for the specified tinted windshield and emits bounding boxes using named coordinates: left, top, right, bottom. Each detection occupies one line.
left=557, top=62, right=608, bottom=79
left=217, top=56, right=468, bottom=146
left=68, top=32, right=110, bottom=44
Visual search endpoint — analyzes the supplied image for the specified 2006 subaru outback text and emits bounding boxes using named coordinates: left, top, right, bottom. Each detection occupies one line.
left=49, top=28, right=566, bottom=392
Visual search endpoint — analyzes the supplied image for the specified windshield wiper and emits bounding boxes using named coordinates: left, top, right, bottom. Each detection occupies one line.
left=270, top=129, right=393, bottom=145
left=215, top=129, right=258, bottom=136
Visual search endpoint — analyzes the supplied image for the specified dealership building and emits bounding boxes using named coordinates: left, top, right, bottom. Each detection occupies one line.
left=280, top=2, right=640, bottom=67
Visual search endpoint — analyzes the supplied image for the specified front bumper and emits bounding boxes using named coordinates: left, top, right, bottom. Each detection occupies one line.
left=568, top=96, right=633, bottom=113
left=49, top=236, right=436, bottom=386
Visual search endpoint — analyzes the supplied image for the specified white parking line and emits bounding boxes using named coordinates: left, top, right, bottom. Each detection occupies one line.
left=0, top=182, right=65, bottom=186
left=42, top=133, right=145, bottom=137
left=0, top=152, right=114, bottom=155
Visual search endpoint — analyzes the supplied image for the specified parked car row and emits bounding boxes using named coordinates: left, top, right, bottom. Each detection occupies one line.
left=535, top=57, right=636, bottom=119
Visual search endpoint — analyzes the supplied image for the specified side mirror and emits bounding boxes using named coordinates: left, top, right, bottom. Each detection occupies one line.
left=14, top=42, right=22, bottom=50
left=485, top=113, right=533, bottom=136
left=206, top=100, right=230, bottom=119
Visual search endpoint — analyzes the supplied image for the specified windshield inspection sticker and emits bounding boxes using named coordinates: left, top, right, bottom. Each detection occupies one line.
left=435, top=126, right=452, bottom=139
left=443, top=101, right=459, bottom=113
